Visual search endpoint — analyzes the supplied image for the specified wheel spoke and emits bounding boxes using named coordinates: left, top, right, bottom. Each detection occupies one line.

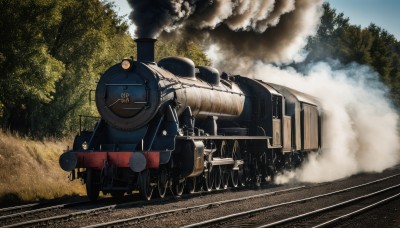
left=157, top=169, right=168, bottom=198
left=231, top=140, right=240, bottom=188
left=185, top=177, right=196, bottom=194
left=204, top=168, right=214, bottom=191
left=172, top=178, right=185, bottom=196
left=139, top=169, right=153, bottom=200
left=220, top=140, right=229, bottom=189
left=213, top=166, right=222, bottom=190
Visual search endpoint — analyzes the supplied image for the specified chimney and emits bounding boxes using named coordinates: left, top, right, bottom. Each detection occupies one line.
left=135, top=38, right=156, bottom=63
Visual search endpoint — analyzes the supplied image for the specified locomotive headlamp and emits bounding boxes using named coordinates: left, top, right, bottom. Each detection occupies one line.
left=82, top=141, right=88, bottom=150
left=121, top=59, right=131, bottom=70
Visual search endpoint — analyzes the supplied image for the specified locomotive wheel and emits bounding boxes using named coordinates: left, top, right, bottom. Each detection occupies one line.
left=213, top=166, right=222, bottom=190
left=157, top=169, right=168, bottom=198
left=237, top=151, right=246, bottom=186
left=256, top=175, right=262, bottom=187
left=139, top=169, right=154, bottom=201
left=238, top=167, right=245, bottom=187
left=86, top=169, right=100, bottom=202
left=267, top=165, right=276, bottom=182
left=185, top=177, right=196, bottom=194
left=172, top=179, right=185, bottom=196
left=231, top=140, right=240, bottom=188
left=204, top=168, right=214, bottom=191
left=221, top=169, right=230, bottom=189
left=195, top=176, right=204, bottom=192
left=220, top=140, right=229, bottom=189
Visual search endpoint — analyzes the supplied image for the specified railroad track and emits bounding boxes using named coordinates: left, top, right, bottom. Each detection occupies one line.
left=0, top=200, right=92, bottom=227
left=1, top=183, right=299, bottom=227
left=78, top=174, right=399, bottom=227
left=0, top=194, right=143, bottom=227
left=2, top=173, right=399, bottom=227
left=269, top=188, right=400, bottom=227
left=82, top=186, right=305, bottom=228
left=0, top=202, right=43, bottom=216
left=183, top=174, right=400, bottom=227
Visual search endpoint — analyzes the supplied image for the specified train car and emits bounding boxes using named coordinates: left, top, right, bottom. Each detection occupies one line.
left=59, top=38, right=322, bottom=201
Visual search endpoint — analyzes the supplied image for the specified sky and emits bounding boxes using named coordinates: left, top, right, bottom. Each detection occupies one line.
left=111, top=0, right=135, bottom=36
left=326, top=0, right=400, bottom=39
left=111, top=0, right=400, bottom=40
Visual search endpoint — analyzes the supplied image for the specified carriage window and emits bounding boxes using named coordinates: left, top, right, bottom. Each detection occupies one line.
left=272, top=96, right=281, bottom=118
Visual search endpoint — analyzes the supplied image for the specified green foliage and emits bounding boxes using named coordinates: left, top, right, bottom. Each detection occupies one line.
left=305, top=3, right=350, bottom=61
left=155, top=39, right=211, bottom=66
left=0, top=0, right=210, bottom=137
left=0, top=0, right=134, bottom=137
left=38, top=0, right=135, bottom=137
left=303, top=3, right=400, bottom=108
left=338, top=26, right=373, bottom=64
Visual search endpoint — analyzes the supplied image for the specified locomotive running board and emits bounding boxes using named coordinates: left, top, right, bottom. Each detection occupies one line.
left=210, top=157, right=235, bottom=166
left=210, top=157, right=244, bottom=169
left=176, top=135, right=282, bottom=150
left=176, top=136, right=271, bottom=140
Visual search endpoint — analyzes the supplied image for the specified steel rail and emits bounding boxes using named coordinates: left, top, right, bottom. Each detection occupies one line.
left=313, top=192, right=400, bottom=228
left=1, top=184, right=302, bottom=228
left=1, top=203, right=119, bottom=228
left=4, top=174, right=399, bottom=228
left=258, top=184, right=400, bottom=227
left=0, top=203, right=40, bottom=213
left=183, top=173, right=400, bottom=228
left=83, top=186, right=305, bottom=228
left=1, top=195, right=163, bottom=228
left=0, top=200, right=89, bottom=221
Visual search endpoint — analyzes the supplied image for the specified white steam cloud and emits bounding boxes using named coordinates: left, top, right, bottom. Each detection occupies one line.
left=200, top=0, right=400, bottom=183
left=249, top=61, right=400, bottom=183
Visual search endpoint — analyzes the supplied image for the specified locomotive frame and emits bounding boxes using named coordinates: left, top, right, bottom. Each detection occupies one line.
left=59, top=38, right=322, bottom=201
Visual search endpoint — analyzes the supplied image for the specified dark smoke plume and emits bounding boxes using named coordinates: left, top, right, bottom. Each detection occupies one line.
left=128, top=0, right=323, bottom=65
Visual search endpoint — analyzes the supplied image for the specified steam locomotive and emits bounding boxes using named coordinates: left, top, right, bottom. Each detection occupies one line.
left=59, top=38, right=322, bottom=201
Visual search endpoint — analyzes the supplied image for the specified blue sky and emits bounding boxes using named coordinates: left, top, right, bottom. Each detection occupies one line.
left=111, top=0, right=135, bottom=35
left=326, top=0, right=400, bottom=39
left=112, top=0, right=400, bottom=40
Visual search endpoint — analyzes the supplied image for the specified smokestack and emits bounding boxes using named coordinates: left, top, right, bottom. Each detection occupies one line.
left=135, top=38, right=156, bottom=63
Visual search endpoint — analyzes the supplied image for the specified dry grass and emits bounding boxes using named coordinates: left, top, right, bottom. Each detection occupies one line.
left=0, top=131, right=85, bottom=205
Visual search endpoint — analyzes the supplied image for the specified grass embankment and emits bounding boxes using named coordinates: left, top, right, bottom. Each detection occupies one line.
left=0, top=132, right=85, bottom=206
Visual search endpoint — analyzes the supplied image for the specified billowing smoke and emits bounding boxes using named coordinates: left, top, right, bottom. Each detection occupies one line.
left=128, top=0, right=323, bottom=64
left=248, top=61, right=399, bottom=183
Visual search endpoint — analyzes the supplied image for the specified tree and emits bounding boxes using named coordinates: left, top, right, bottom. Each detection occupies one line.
left=0, top=0, right=65, bottom=133
left=301, top=2, right=400, bottom=108
left=305, top=3, right=350, bottom=62
left=0, top=0, right=212, bottom=137
left=0, top=0, right=134, bottom=137
left=338, top=25, right=373, bottom=65
left=155, top=39, right=211, bottom=66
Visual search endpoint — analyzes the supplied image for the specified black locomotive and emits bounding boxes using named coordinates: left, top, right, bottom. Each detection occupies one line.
left=59, top=38, right=322, bottom=201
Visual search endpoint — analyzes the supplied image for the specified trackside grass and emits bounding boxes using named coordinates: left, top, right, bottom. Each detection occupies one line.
left=0, top=131, right=85, bottom=206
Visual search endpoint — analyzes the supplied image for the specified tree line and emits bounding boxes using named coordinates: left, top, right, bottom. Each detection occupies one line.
left=0, top=1, right=398, bottom=138
left=0, top=0, right=209, bottom=138
left=301, top=3, right=400, bottom=108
